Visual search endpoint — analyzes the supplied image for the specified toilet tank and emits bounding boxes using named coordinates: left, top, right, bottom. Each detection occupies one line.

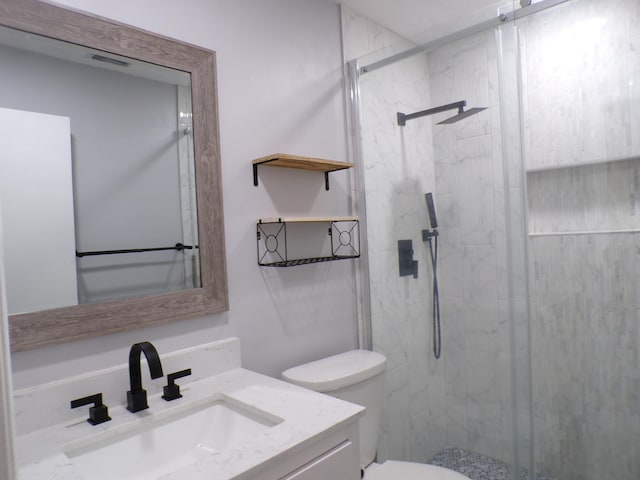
left=281, top=350, right=386, bottom=468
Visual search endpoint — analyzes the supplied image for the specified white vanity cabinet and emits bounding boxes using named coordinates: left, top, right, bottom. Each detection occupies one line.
left=250, top=422, right=361, bottom=480
left=281, top=440, right=357, bottom=480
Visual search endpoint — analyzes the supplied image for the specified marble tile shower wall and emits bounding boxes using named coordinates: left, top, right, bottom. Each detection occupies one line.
left=520, top=0, right=640, bottom=170
left=530, top=235, right=640, bottom=480
left=427, top=31, right=512, bottom=464
left=359, top=51, right=443, bottom=464
left=519, top=1, right=640, bottom=479
left=343, top=8, right=513, bottom=465
left=343, top=8, right=445, bottom=464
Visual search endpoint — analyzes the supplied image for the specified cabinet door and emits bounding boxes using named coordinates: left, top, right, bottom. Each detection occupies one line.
left=280, top=440, right=359, bottom=480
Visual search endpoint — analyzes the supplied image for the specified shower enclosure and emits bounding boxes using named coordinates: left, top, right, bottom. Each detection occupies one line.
left=343, top=0, right=640, bottom=479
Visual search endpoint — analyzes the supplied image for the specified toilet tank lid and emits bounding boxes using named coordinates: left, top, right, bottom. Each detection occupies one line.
left=281, top=350, right=386, bottom=393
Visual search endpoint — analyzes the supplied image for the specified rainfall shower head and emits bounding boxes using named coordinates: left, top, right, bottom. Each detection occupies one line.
left=437, top=107, right=487, bottom=124
left=397, top=100, right=487, bottom=126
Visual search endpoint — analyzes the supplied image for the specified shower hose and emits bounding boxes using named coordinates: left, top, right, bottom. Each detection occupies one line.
left=427, top=233, right=441, bottom=359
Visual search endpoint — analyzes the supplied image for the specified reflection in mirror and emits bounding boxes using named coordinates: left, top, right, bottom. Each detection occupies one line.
left=0, top=27, right=201, bottom=313
left=0, top=0, right=228, bottom=351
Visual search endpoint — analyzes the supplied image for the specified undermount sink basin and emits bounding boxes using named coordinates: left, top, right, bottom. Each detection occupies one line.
left=64, top=395, right=283, bottom=480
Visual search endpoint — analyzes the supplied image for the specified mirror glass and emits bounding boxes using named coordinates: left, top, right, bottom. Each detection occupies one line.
left=1, top=0, right=228, bottom=352
left=0, top=26, right=201, bottom=314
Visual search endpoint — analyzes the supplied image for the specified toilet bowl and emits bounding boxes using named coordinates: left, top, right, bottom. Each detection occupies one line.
left=364, top=460, right=469, bottom=479
left=281, top=350, right=471, bottom=480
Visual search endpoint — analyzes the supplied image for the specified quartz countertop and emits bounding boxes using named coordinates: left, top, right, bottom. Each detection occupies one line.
left=16, top=367, right=364, bottom=480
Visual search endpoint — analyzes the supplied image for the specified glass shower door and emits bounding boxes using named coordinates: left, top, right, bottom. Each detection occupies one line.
left=515, top=0, right=640, bottom=478
left=351, top=7, right=529, bottom=477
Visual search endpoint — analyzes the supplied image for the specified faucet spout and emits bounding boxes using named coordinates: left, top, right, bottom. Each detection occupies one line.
left=127, top=341, right=164, bottom=412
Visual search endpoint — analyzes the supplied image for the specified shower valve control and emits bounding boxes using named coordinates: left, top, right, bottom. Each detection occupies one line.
left=398, top=239, right=418, bottom=279
left=422, top=229, right=439, bottom=241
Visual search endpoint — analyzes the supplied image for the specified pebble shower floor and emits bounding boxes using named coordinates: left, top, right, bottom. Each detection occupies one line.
left=430, top=447, right=556, bottom=480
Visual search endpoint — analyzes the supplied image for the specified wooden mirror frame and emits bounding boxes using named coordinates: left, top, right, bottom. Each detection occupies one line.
left=0, top=0, right=228, bottom=351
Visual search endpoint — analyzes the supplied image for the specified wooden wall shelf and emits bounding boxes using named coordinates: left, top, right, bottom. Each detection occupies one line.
left=252, top=153, right=353, bottom=190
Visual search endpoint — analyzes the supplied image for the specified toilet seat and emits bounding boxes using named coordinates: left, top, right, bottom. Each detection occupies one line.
left=364, top=460, right=471, bottom=480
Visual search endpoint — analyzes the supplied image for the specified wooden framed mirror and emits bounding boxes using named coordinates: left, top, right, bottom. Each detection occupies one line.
left=0, top=0, right=228, bottom=351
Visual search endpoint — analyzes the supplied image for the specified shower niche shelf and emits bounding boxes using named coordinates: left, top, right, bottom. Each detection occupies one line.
left=525, top=153, right=640, bottom=173
left=252, top=153, right=353, bottom=190
left=257, top=217, right=360, bottom=267
left=526, top=155, right=640, bottom=236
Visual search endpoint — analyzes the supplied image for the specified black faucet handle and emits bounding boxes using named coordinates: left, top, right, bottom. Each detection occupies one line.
left=162, top=368, right=192, bottom=401
left=70, top=393, right=111, bottom=425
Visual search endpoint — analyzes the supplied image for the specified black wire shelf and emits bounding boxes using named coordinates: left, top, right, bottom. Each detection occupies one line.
left=257, top=218, right=360, bottom=267
left=260, top=254, right=360, bottom=268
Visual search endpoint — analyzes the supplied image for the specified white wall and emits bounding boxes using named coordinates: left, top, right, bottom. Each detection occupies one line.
left=9, top=0, right=357, bottom=389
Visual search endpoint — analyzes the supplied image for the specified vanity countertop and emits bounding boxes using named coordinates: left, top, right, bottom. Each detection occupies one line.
left=16, top=367, right=364, bottom=480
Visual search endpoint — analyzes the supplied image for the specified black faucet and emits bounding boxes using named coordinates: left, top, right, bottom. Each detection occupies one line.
left=127, top=341, right=164, bottom=413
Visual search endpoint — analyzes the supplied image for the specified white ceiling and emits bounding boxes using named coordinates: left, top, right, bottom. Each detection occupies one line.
left=335, top=0, right=509, bottom=39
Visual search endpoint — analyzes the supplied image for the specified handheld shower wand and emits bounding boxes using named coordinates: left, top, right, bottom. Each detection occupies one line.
left=425, top=192, right=438, bottom=229
left=423, top=193, right=441, bottom=359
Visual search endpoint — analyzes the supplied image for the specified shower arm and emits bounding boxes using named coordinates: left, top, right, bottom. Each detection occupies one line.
left=397, top=100, right=466, bottom=126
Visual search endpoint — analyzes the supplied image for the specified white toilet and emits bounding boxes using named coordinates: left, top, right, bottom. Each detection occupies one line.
left=282, top=350, right=470, bottom=480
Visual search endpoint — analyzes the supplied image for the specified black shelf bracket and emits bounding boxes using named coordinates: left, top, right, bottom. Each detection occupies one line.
left=253, top=162, right=338, bottom=190
left=252, top=155, right=353, bottom=191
